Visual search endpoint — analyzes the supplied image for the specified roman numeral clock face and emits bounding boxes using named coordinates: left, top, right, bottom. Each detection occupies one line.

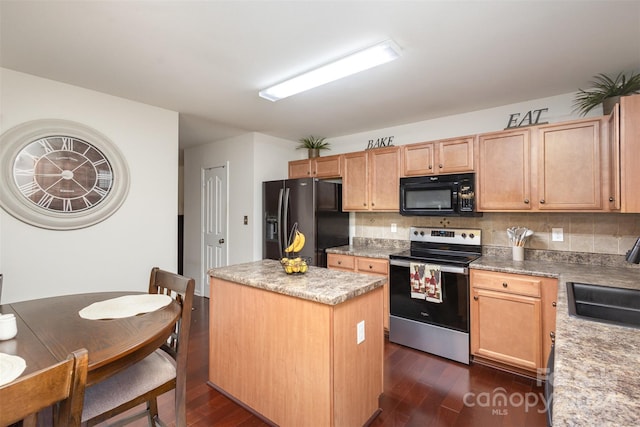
left=0, top=120, right=130, bottom=230
left=14, top=136, right=113, bottom=213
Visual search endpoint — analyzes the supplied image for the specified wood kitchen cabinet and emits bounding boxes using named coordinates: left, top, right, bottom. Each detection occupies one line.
left=608, top=94, right=640, bottom=212
left=342, top=147, right=400, bottom=211
left=477, top=129, right=532, bottom=210
left=327, top=253, right=390, bottom=331
left=536, top=119, right=604, bottom=210
left=288, top=154, right=342, bottom=179
left=402, top=136, right=475, bottom=176
left=470, top=269, right=557, bottom=377
left=477, top=117, right=608, bottom=212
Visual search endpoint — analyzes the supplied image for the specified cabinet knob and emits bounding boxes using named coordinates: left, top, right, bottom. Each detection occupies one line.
left=552, top=301, right=557, bottom=307
left=524, top=199, right=530, bottom=204
left=363, top=203, right=367, bottom=206
left=473, top=296, right=479, bottom=301
left=502, top=282, right=508, bottom=288
left=550, top=331, right=555, bottom=343
left=371, top=202, right=375, bottom=206
left=609, top=197, right=615, bottom=202
left=439, top=164, right=443, bottom=168
left=369, top=265, right=373, bottom=269
left=428, top=165, right=433, bottom=170
left=338, top=260, right=342, bottom=265
left=540, top=199, right=545, bottom=204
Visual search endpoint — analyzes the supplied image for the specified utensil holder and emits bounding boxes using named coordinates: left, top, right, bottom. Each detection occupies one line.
left=512, top=246, right=524, bottom=262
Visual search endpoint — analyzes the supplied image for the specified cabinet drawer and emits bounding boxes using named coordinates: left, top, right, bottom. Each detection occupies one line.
left=327, top=253, right=355, bottom=270
left=356, top=257, right=388, bottom=275
left=471, top=270, right=541, bottom=297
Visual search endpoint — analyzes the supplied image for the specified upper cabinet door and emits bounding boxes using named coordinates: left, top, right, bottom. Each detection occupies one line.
left=436, top=137, right=475, bottom=174
left=313, top=155, right=342, bottom=178
left=342, top=151, right=369, bottom=211
left=607, top=104, right=621, bottom=210
left=619, top=94, right=640, bottom=213
left=288, top=159, right=312, bottom=179
left=369, top=146, right=400, bottom=211
left=537, top=119, right=603, bottom=210
left=477, top=129, right=532, bottom=211
left=402, top=142, right=435, bottom=176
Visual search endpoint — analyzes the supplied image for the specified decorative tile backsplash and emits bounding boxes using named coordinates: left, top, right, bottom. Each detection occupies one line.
left=354, top=212, right=640, bottom=258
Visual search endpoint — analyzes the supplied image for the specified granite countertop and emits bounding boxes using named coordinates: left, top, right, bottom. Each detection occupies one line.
left=325, top=245, right=397, bottom=259
left=471, top=257, right=640, bottom=427
left=208, top=259, right=386, bottom=306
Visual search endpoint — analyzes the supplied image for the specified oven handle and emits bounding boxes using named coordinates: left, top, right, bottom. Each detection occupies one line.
left=390, top=259, right=468, bottom=275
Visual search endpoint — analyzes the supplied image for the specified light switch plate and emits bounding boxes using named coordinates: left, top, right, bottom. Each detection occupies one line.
left=357, top=320, right=365, bottom=344
left=552, top=228, right=564, bottom=242
left=390, top=223, right=397, bottom=233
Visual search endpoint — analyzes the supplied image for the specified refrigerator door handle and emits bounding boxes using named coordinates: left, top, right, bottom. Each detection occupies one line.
left=277, top=188, right=284, bottom=259
left=282, top=188, right=290, bottom=256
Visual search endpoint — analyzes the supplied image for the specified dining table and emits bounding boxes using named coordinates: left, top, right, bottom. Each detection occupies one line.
left=0, top=291, right=181, bottom=386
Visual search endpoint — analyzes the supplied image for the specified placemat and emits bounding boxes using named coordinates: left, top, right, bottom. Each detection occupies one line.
left=0, top=353, right=27, bottom=386
left=79, top=294, right=172, bottom=320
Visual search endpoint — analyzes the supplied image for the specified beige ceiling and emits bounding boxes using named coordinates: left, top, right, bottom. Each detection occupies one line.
left=1, top=1, right=639, bottom=150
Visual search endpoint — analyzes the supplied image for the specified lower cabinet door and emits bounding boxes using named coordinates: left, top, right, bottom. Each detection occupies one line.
left=471, top=288, right=542, bottom=371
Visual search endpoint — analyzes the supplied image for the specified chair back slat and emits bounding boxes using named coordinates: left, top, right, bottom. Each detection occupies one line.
left=148, top=267, right=194, bottom=361
left=0, top=348, right=88, bottom=427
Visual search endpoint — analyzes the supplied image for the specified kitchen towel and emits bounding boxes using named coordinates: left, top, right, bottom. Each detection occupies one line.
left=79, top=294, right=172, bottom=320
left=410, top=262, right=443, bottom=303
left=0, top=352, right=27, bottom=386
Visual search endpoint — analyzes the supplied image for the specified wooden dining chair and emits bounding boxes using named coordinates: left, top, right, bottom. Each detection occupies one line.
left=0, top=348, right=89, bottom=427
left=81, top=267, right=195, bottom=427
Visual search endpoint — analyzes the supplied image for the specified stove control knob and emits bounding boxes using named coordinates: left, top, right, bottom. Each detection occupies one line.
left=469, top=233, right=475, bottom=239
left=413, top=230, right=419, bottom=236
left=461, top=233, right=467, bottom=238
left=420, top=231, right=425, bottom=236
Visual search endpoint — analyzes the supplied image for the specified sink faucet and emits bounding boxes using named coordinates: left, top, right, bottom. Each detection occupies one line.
left=626, top=237, right=640, bottom=264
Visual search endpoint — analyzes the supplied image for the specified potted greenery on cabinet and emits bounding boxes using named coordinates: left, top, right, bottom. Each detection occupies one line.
left=298, top=136, right=330, bottom=158
left=573, top=72, right=640, bottom=116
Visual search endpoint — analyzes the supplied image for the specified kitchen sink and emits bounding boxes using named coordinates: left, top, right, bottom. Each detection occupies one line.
left=566, top=282, right=640, bottom=328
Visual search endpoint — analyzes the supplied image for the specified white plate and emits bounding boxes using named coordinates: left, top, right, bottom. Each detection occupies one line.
left=78, top=294, right=172, bottom=320
left=0, top=352, right=27, bottom=386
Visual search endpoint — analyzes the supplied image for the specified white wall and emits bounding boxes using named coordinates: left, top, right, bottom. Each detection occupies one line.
left=327, top=92, right=600, bottom=154
left=183, top=132, right=298, bottom=295
left=0, top=68, right=179, bottom=303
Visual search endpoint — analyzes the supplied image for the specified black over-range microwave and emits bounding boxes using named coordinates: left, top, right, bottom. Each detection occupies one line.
left=399, top=173, right=481, bottom=216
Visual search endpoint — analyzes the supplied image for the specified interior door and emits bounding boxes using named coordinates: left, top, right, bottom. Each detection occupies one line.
left=202, top=165, right=227, bottom=298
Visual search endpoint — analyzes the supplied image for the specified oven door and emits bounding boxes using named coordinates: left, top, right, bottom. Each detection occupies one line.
left=389, top=258, right=469, bottom=332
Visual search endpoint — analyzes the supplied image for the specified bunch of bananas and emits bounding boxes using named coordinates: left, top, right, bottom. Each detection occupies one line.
left=284, top=230, right=305, bottom=253
left=283, top=222, right=305, bottom=254
left=280, top=257, right=308, bottom=274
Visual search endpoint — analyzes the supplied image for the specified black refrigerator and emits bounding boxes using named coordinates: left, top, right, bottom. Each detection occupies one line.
left=263, top=178, right=349, bottom=267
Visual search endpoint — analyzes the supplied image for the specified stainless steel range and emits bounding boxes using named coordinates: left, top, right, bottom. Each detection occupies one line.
left=389, top=226, right=482, bottom=364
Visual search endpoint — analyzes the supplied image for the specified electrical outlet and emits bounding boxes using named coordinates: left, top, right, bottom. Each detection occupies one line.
left=390, top=223, right=397, bottom=233
left=357, top=320, right=365, bottom=344
left=552, top=228, right=564, bottom=242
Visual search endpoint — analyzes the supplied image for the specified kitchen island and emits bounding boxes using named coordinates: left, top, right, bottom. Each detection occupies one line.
left=208, top=259, right=386, bottom=427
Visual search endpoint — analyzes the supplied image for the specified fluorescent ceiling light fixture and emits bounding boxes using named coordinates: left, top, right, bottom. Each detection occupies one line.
left=259, top=40, right=401, bottom=102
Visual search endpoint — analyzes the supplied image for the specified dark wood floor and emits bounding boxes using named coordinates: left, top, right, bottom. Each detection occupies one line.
left=105, top=296, right=548, bottom=426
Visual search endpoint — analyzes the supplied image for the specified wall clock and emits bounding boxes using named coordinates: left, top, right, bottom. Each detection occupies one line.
left=0, top=119, right=130, bottom=230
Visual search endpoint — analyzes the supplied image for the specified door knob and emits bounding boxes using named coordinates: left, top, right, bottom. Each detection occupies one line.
left=218, top=238, right=225, bottom=244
